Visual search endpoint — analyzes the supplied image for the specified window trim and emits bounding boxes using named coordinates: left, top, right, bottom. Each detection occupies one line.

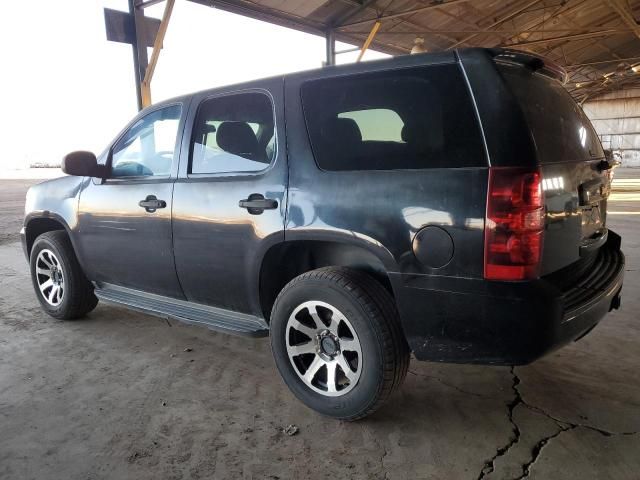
left=186, top=88, right=278, bottom=179
left=299, top=62, right=488, bottom=173
left=102, top=102, right=184, bottom=184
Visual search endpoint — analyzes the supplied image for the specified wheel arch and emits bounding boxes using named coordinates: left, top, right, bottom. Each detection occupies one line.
left=258, top=238, right=397, bottom=323
left=24, top=214, right=71, bottom=258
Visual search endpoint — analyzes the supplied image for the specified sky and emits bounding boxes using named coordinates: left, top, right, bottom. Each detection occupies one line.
left=0, top=0, right=387, bottom=170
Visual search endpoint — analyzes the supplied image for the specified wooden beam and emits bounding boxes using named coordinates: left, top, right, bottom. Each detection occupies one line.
left=141, top=0, right=175, bottom=107
left=357, top=20, right=381, bottom=61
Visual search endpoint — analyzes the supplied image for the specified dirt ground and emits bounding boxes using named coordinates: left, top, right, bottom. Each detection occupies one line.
left=1, top=172, right=639, bottom=480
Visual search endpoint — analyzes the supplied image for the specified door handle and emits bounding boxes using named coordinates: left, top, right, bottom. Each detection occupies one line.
left=239, top=193, right=278, bottom=215
left=139, top=195, right=166, bottom=213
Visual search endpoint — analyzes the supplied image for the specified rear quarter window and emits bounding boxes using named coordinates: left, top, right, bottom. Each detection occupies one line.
left=498, top=64, right=604, bottom=163
left=301, top=64, right=486, bottom=171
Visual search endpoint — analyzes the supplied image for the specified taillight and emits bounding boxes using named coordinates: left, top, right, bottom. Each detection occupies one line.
left=484, top=167, right=544, bottom=281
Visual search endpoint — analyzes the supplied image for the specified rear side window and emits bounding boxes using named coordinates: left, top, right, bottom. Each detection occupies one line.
left=190, top=92, right=276, bottom=175
left=301, top=64, right=485, bottom=171
left=498, top=65, right=604, bottom=163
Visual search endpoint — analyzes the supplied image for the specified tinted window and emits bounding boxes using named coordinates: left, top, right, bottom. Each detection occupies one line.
left=301, top=64, right=485, bottom=171
left=191, top=92, right=275, bottom=174
left=499, top=64, right=604, bottom=163
left=111, top=105, right=182, bottom=178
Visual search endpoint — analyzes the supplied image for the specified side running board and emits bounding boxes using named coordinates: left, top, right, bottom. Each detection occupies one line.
left=94, top=283, right=269, bottom=337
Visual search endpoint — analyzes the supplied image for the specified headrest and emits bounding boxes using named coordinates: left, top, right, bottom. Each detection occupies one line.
left=201, top=123, right=217, bottom=135
left=401, top=124, right=411, bottom=143
left=322, top=117, right=362, bottom=146
left=216, top=121, right=259, bottom=157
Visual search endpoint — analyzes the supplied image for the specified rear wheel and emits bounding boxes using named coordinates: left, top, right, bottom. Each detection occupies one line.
left=270, top=267, right=409, bottom=420
left=30, top=231, right=98, bottom=319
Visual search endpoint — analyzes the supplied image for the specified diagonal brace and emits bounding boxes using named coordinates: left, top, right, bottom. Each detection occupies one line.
left=141, top=0, right=175, bottom=107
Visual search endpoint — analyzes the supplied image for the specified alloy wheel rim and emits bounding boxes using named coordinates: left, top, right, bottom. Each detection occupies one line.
left=35, top=249, right=64, bottom=306
left=285, top=300, right=363, bottom=397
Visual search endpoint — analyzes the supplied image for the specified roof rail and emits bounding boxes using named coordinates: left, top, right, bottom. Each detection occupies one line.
left=487, top=48, right=568, bottom=85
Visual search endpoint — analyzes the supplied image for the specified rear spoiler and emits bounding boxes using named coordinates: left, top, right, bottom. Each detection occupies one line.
left=487, top=48, right=568, bottom=85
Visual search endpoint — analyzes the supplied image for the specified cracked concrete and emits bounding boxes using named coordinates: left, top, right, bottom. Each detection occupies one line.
left=477, top=369, right=524, bottom=480
left=1, top=171, right=639, bottom=479
left=479, top=365, right=639, bottom=480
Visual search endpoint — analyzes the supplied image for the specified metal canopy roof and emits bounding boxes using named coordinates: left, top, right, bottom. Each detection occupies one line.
left=185, top=0, right=640, bottom=102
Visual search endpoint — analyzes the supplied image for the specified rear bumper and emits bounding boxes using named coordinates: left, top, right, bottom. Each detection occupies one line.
left=392, top=231, right=624, bottom=365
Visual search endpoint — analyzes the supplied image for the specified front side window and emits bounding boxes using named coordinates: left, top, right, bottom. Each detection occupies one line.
left=190, top=92, right=276, bottom=175
left=301, top=64, right=485, bottom=171
left=111, top=104, right=182, bottom=178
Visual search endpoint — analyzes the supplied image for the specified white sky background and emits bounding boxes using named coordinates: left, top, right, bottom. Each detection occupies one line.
left=0, top=0, right=387, bottom=170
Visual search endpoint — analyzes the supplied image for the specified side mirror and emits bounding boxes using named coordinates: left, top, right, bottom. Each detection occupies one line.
left=61, top=151, right=106, bottom=177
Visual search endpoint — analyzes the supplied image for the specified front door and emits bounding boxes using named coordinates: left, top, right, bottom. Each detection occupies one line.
left=76, top=103, right=186, bottom=298
left=172, top=83, right=287, bottom=314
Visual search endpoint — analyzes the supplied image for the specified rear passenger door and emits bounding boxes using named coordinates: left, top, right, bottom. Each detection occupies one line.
left=284, top=59, right=490, bottom=356
left=172, top=81, right=287, bottom=315
left=285, top=60, right=489, bottom=279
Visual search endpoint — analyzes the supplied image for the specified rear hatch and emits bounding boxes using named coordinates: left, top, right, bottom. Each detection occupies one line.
left=497, top=58, right=614, bottom=275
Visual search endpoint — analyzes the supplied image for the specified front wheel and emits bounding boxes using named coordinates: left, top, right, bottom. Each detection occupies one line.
left=30, top=231, right=98, bottom=319
left=270, top=267, right=409, bottom=420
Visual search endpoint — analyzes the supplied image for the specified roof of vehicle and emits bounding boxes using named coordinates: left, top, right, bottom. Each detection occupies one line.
left=159, top=48, right=474, bottom=109
left=154, top=47, right=561, bottom=109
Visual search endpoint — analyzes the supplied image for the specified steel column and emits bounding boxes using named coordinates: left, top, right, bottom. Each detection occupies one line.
left=325, top=29, right=336, bottom=66
left=128, top=0, right=149, bottom=111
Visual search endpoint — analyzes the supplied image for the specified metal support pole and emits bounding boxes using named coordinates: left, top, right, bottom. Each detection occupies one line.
left=335, top=46, right=361, bottom=55
left=325, top=29, right=336, bottom=66
left=128, top=0, right=149, bottom=110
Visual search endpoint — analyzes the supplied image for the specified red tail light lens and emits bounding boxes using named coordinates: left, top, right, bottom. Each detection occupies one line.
left=484, top=167, right=544, bottom=281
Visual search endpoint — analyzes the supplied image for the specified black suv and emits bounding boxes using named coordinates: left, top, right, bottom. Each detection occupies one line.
left=22, top=48, right=624, bottom=420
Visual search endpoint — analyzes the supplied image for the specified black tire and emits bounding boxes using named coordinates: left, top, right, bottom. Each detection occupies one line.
left=270, top=267, right=409, bottom=421
left=29, top=231, right=98, bottom=320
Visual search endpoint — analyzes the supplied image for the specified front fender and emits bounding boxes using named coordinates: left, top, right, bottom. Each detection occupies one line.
left=23, top=175, right=86, bottom=259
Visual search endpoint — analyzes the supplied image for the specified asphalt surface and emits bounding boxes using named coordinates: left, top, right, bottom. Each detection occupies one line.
left=0, top=171, right=639, bottom=479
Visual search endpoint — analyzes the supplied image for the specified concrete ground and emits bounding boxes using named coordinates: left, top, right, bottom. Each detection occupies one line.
left=1, top=171, right=639, bottom=480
